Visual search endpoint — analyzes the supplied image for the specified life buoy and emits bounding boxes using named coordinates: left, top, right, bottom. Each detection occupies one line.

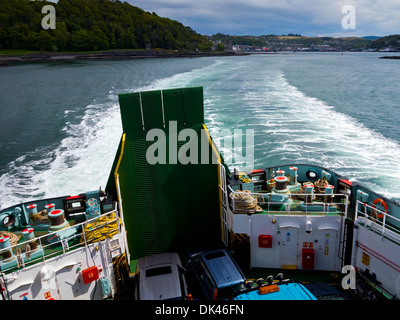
left=371, top=198, right=388, bottom=220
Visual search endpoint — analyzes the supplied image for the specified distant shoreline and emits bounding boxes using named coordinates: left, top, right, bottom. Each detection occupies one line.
left=2, top=50, right=396, bottom=67
left=0, top=50, right=249, bottom=67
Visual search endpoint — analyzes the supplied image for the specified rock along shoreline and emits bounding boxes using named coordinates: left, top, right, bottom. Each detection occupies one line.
left=0, top=49, right=249, bottom=67
left=378, top=55, right=400, bottom=60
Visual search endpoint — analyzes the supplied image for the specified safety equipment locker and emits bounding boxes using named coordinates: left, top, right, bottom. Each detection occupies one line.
left=258, top=235, right=272, bottom=248
left=302, top=248, right=314, bottom=269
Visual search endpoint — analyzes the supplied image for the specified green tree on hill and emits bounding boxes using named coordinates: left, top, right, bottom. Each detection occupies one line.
left=0, top=0, right=211, bottom=52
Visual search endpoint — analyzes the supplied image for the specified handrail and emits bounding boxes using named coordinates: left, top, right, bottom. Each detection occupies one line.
left=355, top=200, right=400, bottom=241
left=229, top=190, right=348, bottom=216
left=0, top=205, right=120, bottom=273
left=202, top=124, right=221, bottom=163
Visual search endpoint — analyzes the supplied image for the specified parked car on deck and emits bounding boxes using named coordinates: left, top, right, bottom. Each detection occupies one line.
left=186, top=248, right=317, bottom=300
left=186, top=248, right=247, bottom=300
left=134, top=252, right=188, bottom=300
left=233, top=278, right=317, bottom=300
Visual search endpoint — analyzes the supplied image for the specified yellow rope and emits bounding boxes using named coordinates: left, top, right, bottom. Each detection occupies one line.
left=80, top=212, right=120, bottom=244
left=239, top=172, right=252, bottom=183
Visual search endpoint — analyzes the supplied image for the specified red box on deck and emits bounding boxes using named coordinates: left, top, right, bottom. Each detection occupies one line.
left=82, top=266, right=99, bottom=284
left=258, top=235, right=273, bottom=248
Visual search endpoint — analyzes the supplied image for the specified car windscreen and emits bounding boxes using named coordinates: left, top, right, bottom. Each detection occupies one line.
left=146, top=266, right=172, bottom=277
left=204, top=251, right=225, bottom=260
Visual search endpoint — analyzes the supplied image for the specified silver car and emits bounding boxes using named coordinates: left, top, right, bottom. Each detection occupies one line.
left=134, top=252, right=188, bottom=300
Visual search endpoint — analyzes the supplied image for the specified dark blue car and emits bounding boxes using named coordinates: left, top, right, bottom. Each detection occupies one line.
left=187, top=248, right=317, bottom=300
left=186, top=248, right=247, bottom=300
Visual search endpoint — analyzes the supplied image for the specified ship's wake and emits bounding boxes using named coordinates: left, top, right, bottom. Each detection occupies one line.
left=1, top=57, right=400, bottom=210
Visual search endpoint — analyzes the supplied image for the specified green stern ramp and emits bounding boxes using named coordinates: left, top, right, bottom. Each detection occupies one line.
left=106, top=87, right=227, bottom=260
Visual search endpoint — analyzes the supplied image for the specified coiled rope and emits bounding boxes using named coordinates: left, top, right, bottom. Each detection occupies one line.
left=0, top=231, right=21, bottom=246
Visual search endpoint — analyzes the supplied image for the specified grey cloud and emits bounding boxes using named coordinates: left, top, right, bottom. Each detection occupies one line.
left=126, top=0, right=400, bottom=36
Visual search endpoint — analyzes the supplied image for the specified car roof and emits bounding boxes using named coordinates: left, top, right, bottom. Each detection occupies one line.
left=194, top=249, right=246, bottom=288
left=137, top=252, right=182, bottom=270
left=137, top=253, right=185, bottom=300
left=234, top=282, right=317, bottom=300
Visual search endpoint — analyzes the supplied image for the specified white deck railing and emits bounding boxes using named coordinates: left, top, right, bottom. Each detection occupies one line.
left=0, top=205, right=120, bottom=273
left=228, top=188, right=349, bottom=217
left=355, top=200, right=400, bottom=243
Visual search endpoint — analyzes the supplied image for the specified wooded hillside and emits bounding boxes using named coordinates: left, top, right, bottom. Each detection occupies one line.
left=0, top=0, right=212, bottom=52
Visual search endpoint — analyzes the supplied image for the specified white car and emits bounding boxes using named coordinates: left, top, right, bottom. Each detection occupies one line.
left=134, top=252, right=188, bottom=300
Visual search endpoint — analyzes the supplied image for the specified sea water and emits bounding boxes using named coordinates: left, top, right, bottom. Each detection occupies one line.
left=0, top=52, right=399, bottom=209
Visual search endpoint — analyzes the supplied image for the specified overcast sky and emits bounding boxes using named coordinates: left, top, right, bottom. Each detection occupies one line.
left=126, top=0, right=400, bottom=37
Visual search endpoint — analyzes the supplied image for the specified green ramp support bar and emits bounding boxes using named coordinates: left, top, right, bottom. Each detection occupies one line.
left=106, top=87, right=227, bottom=260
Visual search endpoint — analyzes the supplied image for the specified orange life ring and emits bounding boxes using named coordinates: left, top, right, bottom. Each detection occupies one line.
left=371, top=198, right=388, bottom=220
